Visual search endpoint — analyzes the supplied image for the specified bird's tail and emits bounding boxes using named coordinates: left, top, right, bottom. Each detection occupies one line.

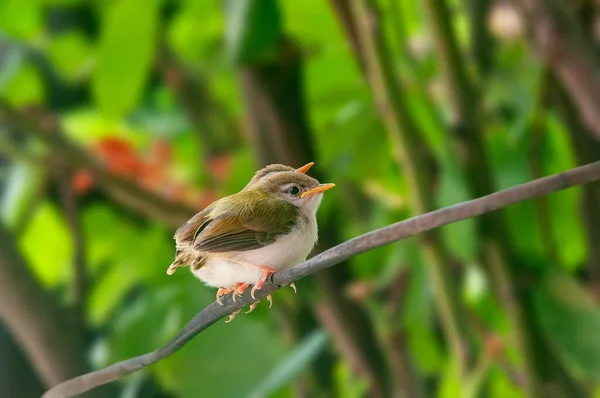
left=166, top=250, right=190, bottom=275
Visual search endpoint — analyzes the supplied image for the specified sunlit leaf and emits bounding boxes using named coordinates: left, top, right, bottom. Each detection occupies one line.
left=93, top=0, right=160, bottom=117
left=0, top=0, right=43, bottom=39
left=47, top=30, right=93, bottom=82
left=0, top=62, right=45, bottom=106
left=0, top=162, right=44, bottom=229
left=19, top=202, right=73, bottom=287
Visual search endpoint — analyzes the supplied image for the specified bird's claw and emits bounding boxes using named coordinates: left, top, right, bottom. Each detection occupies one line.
left=289, top=283, right=297, bottom=294
left=225, top=309, right=240, bottom=323
left=244, top=294, right=273, bottom=315
left=232, top=283, right=250, bottom=302
left=216, top=287, right=234, bottom=305
left=245, top=301, right=260, bottom=314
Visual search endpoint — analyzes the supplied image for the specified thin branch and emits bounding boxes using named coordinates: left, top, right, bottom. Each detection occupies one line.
left=238, top=38, right=389, bottom=396
left=44, top=160, right=600, bottom=398
left=351, top=0, right=473, bottom=375
left=0, top=101, right=197, bottom=229
left=0, top=225, right=88, bottom=387
left=516, top=0, right=600, bottom=141
left=54, top=156, right=87, bottom=331
left=421, top=0, right=542, bottom=393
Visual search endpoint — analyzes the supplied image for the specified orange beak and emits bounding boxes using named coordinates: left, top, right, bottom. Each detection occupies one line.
left=296, top=162, right=315, bottom=174
left=301, top=183, right=336, bottom=198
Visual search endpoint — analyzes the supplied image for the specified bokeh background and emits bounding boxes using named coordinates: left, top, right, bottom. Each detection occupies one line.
left=1, top=0, right=600, bottom=397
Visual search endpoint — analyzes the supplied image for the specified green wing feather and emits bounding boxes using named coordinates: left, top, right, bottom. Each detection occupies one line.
left=175, top=189, right=298, bottom=253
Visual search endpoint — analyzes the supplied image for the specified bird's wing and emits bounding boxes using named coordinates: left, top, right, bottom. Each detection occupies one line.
left=181, top=190, right=298, bottom=253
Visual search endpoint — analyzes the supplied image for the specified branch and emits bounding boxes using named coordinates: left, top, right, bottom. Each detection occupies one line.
left=421, top=0, right=541, bottom=393
left=0, top=101, right=197, bottom=229
left=0, top=225, right=88, bottom=387
left=351, top=0, right=472, bottom=374
left=516, top=0, right=600, bottom=141
left=43, top=160, right=600, bottom=398
left=238, top=38, right=389, bottom=396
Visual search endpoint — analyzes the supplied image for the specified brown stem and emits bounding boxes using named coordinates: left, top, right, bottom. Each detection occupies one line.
left=238, top=37, right=390, bottom=397
left=0, top=101, right=196, bottom=229
left=467, top=0, right=495, bottom=75
left=157, top=42, right=241, bottom=184
left=51, top=137, right=87, bottom=331
left=352, top=0, right=473, bottom=376
left=0, top=225, right=87, bottom=386
left=516, top=0, right=600, bottom=141
left=421, top=0, right=544, bottom=393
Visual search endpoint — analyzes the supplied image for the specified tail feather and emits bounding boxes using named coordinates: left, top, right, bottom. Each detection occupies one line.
left=166, top=250, right=191, bottom=275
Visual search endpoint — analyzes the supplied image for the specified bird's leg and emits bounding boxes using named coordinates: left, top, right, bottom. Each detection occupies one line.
left=251, top=266, right=276, bottom=299
left=216, top=287, right=234, bottom=305
left=232, top=282, right=250, bottom=302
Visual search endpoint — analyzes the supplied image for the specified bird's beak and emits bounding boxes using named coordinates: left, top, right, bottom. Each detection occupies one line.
left=301, top=183, right=336, bottom=198
left=296, top=162, right=315, bottom=174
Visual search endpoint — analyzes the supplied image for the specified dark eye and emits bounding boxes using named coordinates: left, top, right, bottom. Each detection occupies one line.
left=288, top=185, right=301, bottom=196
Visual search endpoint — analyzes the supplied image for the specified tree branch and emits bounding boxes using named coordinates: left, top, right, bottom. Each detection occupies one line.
left=351, top=0, right=473, bottom=375
left=421, top=0, right=542, bottom=393
left=43, top=160, right=600, bottom=398
left=0, top=225, right=88, bottom=387
left=0, top=101, right=196, bottom=229
left=516, top=0, right=600, bottom=141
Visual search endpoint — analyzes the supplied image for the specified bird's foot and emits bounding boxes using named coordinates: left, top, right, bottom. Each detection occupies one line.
left=245, top=295, right=273, bottom=314
left=251, top=266, right=276, bottom=299
left=225, top=309, right=241, bottom=323
left=216, top=287, right=234, bottom=305
left=232, top=282, right=250, bottom=302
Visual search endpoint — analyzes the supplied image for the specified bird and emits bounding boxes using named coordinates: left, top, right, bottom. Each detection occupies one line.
left=166, top=162, right=335, bottom=322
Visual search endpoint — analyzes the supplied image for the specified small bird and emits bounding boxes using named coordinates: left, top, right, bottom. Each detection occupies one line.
left=167, top=162, right=335, bottom=321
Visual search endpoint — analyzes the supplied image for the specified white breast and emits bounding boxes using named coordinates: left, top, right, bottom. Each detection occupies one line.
left=192, top=215, right=318, bottom=288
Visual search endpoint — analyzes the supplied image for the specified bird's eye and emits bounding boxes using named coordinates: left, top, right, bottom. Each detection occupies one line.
left=288, top=185, right=301, bottom=196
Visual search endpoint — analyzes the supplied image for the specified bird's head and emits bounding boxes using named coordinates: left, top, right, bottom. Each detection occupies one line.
left=246, top=162, right=335, bottom=214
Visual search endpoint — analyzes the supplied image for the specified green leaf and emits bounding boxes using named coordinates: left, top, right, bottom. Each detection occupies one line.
left=47, top=31, right=93, bottom=82
left=19, top=202, right=73, bottom=287
left=93, top=0, right=160, bottom=118
left=534, top=273, right=600, bottom=382
left=333, top=360, right=370, bottom=398
left=0, top=62, right=45, bottom=106
left=224, top=0, right=282, bottom=65
left=0, top=162, right=45, bottom=229
left=249, top=329, right=329, bottom=398
left=0, top=0, right=43, bottom=39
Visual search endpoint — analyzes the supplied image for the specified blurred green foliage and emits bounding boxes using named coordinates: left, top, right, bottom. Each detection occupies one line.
left=1, top=0, right=600, bottom=397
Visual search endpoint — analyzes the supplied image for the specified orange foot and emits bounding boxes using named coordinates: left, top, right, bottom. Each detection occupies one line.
left=232, top=282, right=250, bottom=302
left=251, top=266, right=276, bottom=299
left=216, top=287, right=234, bottom=305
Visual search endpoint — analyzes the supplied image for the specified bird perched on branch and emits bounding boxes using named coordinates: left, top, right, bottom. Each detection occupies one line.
left=167, top=162, right=335, bottom=322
